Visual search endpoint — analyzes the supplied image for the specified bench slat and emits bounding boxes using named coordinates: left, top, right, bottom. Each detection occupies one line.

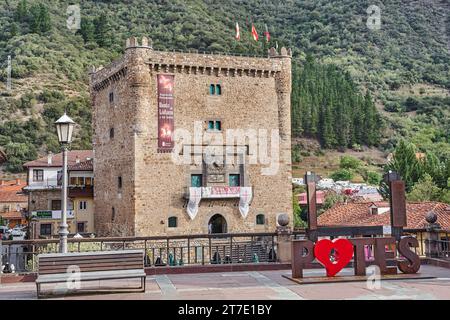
left=36, top=269, right=146, bottom=284
left=39, top=257, right=142, bottom=267
left=39, top=253, right=143, bottom=263
left=39, top=263, right=143, bottom=275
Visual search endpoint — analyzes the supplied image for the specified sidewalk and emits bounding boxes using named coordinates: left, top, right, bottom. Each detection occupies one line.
left=1, top=265, right=449, bottom=300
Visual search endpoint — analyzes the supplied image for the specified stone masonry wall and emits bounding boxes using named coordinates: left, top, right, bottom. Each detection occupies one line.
left=91, top=37, right=293, bottom=236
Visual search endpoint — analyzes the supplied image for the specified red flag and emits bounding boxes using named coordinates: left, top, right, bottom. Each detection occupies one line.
left=235, top=22, right=240, bottom=40
left=251, top=24, right=258, bottom=41
left=264, top=24, right=270, bottom=42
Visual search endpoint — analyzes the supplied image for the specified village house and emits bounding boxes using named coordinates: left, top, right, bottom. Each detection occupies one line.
left=0, top=179, right=27, bottom=229
left=90, top=37, right=293, bottom=236
left=22, top=150, right=93, bottom=238
left=318, top=200, right=450, bottom=253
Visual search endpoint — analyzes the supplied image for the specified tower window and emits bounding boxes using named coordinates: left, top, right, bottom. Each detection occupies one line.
left=109, top=92, right=114, bottom=103
left=110, top=128, right=115, bottom=139
left=191, top=174, right=202, bottom=187
left=207, top=120, right=221, bottom=131
left=256, top=214, right=265, bottom=225
left=168, top=216, right=177, bottom=228
left=209, top=84, right=215, bottom=95
left=118, top=176, right=122, bottom=189
left=111, top=207, right=116, bottom=222
left=216, top=84, right=221, bottom=95
left=229, top=174, right=240, bottom=187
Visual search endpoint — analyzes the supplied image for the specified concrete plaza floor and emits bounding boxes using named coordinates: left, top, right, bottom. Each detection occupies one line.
left=0, top=265, right=449, bottom=300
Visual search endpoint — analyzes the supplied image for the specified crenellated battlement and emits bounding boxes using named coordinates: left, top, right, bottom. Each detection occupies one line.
left=90, top=36, right=292, bottom=91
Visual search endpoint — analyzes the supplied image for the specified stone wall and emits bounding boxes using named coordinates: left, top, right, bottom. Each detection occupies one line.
left=91, top=37, right=293, bottom=236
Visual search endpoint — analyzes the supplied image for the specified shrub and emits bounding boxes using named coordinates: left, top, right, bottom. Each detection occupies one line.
left=366, top=171, right=382, bottom=185
left=330, top=168, right=354, bottom=181
left=339, top=155, right=361, bottom=170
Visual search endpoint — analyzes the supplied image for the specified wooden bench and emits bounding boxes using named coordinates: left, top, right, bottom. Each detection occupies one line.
left=36, top=250, right=146, bottom=298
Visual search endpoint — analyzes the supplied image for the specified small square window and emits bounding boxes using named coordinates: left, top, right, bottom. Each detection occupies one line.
left=256, top=214, right=265, bottom=225
left=191, top=174, right=202, bottom=187
left=110, top=128, right=115, bottom=139
left=168, top=216, right=177, bottom=228
left=229, top=174, right=240, bottom=187
left=208, top=121, right=214, bottom=130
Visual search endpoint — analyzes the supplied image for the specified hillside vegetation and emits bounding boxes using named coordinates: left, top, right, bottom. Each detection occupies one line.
left=0, top=0, right=449, bottom=177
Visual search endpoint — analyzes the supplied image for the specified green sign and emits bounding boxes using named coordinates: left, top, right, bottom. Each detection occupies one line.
left=33, top=211, right=52, bottom=219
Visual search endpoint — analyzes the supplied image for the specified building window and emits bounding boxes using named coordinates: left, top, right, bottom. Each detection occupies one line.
left=109, top=92, right=114, bottom=104
left=85, top=177, right=93, bottom=186
left=168, top=216, right=177, bottom=228
left=229, top=174, right=240, bottom=187
left=209, top=84, right=222, bottom=95
left=33, top=169, right=44, bottom=182
left=118, top=176, right=122, bottom=189
left=209, top=84, right=215, bottom=95
left=79, top=201, right=87, bottom=210
left=40, top=223, right=52, bottom=236
left=256, top=214, right=265, bottom=225
left=110, top=128, right=114, bottom=139
left=51, top=200, right=61, bottom=211
left=191, top=174, right=202, bottom=187
left=207, top=120, right=221, bottom=131
left=77, top=222, right=86, bottom=233
left=111, top=207, right=116, bottom=222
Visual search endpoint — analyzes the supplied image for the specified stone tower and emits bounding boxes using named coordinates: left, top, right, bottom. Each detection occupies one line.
left=90, top=37, right=292, bottom=236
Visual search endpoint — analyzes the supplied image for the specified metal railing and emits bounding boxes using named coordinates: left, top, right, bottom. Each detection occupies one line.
left=0, top=232, right=281, bottom=273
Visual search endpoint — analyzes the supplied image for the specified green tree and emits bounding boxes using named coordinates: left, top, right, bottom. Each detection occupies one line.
left=407, top=174, right=442, bottom=202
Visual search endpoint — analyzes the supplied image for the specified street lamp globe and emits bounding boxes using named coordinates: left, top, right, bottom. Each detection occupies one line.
left=55, top=113, right=75, bottom=144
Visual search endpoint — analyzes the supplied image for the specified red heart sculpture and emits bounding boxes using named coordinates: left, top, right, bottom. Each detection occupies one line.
left=314, top=239, right=354, bottom=277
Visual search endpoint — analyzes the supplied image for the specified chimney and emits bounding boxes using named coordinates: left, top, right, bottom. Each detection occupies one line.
left=75, top=156, right=80, bottom=164
left=47, top=152, right=53, bottom=165
left=0, top=180, right=5, bottom=186
left=15, top=178, right=21, bottom=185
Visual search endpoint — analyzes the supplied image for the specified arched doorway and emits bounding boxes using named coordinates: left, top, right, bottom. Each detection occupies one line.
left=208, top=214, right=227, bottom=234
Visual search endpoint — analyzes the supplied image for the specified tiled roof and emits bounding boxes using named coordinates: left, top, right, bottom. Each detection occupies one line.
left=23, top=150, right=93, bottom=168
left=318, top=201, right=450, bottom=230
left=0, top=180, right=27, bottom=203
left=68, top=159, right=93, bottom=171
left=0, top=211, right=24, bottom=220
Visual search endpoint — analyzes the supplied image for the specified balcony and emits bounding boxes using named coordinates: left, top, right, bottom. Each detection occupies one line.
left=68, top=185, right=94, bottom=198
left=184, top=186, right=253, bottom=219
left=184, top=186, right=241, bottom=199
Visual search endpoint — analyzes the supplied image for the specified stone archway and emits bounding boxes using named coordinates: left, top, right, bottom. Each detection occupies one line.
left=208, top=214, right=228, bottom=234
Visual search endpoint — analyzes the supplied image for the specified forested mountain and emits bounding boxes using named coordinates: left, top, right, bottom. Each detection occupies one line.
left=0, top=0, right=449, bottom=173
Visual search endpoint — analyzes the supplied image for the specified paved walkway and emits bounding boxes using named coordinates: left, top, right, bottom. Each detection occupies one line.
left=0, top=265, right=449, bottom=300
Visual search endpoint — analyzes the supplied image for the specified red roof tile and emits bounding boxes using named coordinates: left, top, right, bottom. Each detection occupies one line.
left=23, top=150, right=93, bottom=168
left=318, top=201, right=450, bottom=230
left=0, top=180, right=27, bottom=203
left=0, top=211, right=24, bottom=220
left=68, top=159, right=93, bottom=171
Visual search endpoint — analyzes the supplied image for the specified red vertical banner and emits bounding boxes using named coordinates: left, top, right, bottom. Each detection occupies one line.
left=157, top=74, right=174, bottom=152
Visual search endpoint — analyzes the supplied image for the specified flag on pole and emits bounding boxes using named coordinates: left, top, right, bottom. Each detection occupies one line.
left=264, top=24, right=270, bottom=42
left=251, top=23, right=258, bottom=41
left=235, top=22, right=240, bottom=40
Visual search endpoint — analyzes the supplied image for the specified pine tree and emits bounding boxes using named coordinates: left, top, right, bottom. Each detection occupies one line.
left=39, top=4, right=51, bottom=33
left=79, top=18, right=96, bottom=43
left=29, top=4, right=41, bottom=33
left=15, top=0, right=28, bottom=23
left=94, top=14, right=112, bottom=47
